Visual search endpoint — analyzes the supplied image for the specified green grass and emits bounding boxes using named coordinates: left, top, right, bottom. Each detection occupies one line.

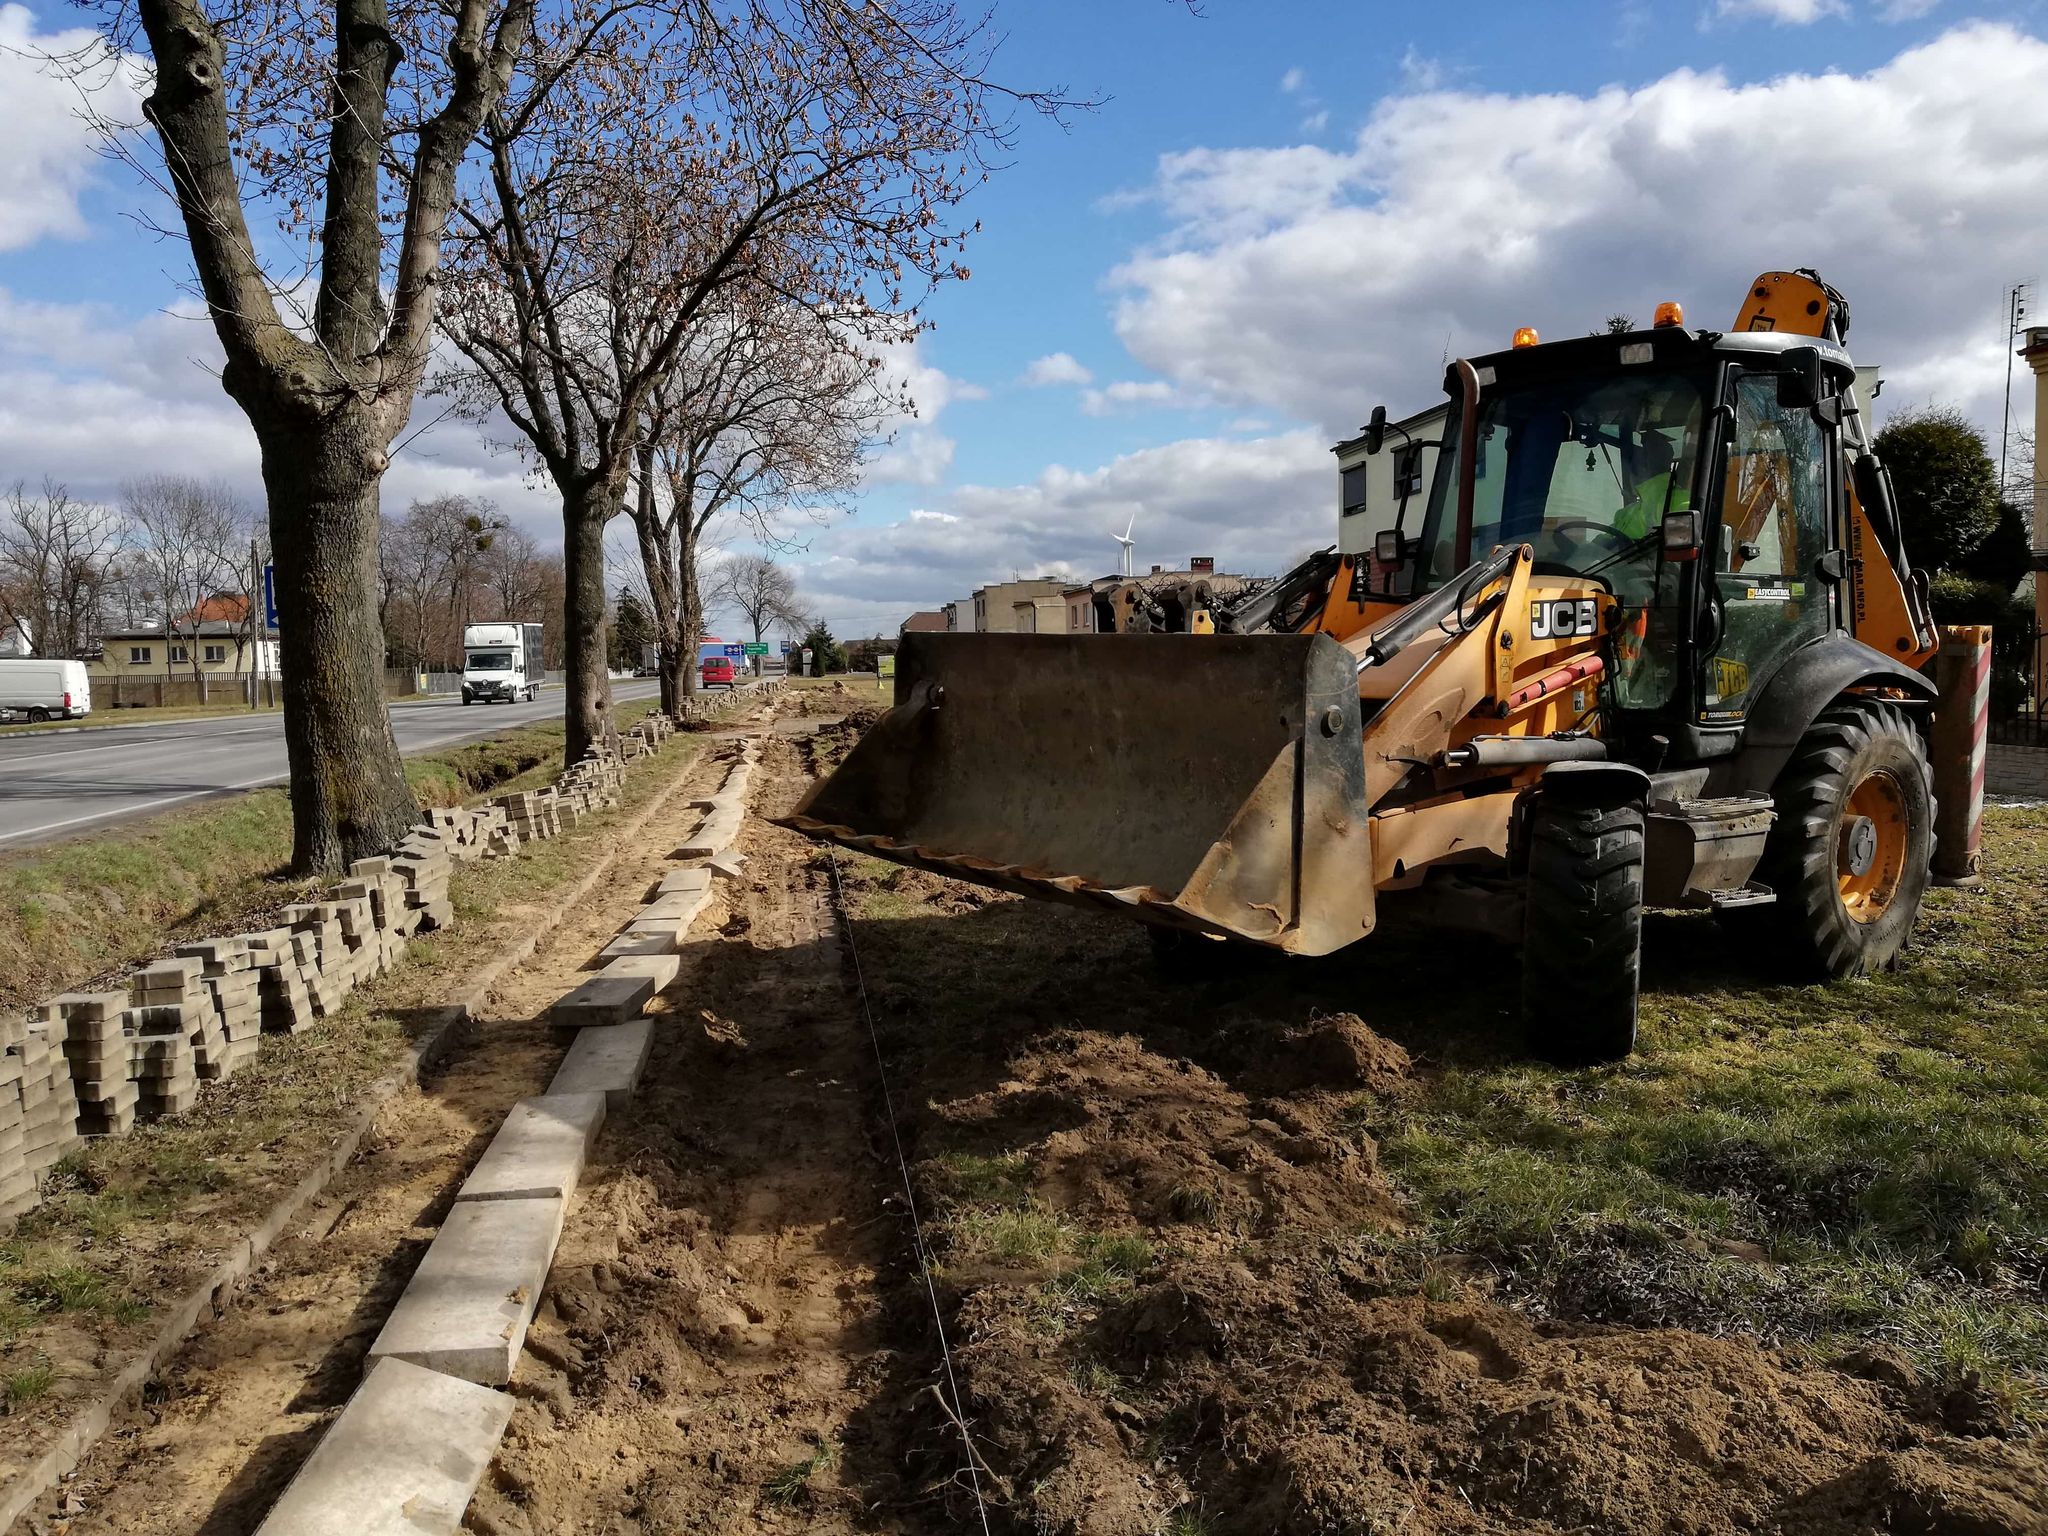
left=0, top=700, right=660, bottom=1016
left=1365, top=802, right=2048, bottom=1420
left=761, top=1434, right=838, bottom=1506
left=4, top=1363, right=54, bottom=1406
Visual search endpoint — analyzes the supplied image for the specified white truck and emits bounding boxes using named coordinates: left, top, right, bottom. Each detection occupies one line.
left=0, top=658, right=91, bottom=723
left=461, top=623, right=545, bottom=704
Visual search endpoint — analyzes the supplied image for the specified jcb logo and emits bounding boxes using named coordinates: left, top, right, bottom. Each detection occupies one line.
left=1529, top=599, right=1599, bottom=640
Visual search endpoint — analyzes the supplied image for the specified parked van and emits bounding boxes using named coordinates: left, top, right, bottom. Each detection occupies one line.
left=0, top=658, right=91, bottom=723
left=700, top=654, right=738, bottom=690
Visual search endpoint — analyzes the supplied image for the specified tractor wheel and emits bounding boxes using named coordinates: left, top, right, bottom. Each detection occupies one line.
left=1521, top=786, right=1645, bottom=1065
left=1750, top=701, right=1932, bottom=978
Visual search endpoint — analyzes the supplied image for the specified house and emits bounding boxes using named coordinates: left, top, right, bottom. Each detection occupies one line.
left=899, top=610, right=948, bottom=635
left=1332, top=402, right=1450, bottom=565
left=92, top=594, right=281, bottom=684
left=0, top=618, right=30, bottom=657
left=971, top=578, right=1067, bottom=633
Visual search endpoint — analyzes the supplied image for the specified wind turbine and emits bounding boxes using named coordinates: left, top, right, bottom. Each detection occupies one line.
left=1113, top=511, right=1136, bottom=579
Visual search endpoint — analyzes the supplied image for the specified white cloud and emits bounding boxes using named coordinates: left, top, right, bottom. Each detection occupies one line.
left=1109, top=23, right=2048, bottom=438
left=1713, top=0, right=1848, bottom=22
left=1280, top=66, right=1307, bottom=95
left=1078, top=378, right=1200, bottom=416
left=0, top=4, right=145, bottom=251
left=792, top=430, right=1331, bottom=633
left=1020, top=351, right=1094, bottom=387
left=857, top=335, right=982, bottom=488
left=1877, top=0, right=1938, bottom=19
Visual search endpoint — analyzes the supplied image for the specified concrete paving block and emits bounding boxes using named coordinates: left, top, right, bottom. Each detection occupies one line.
left=599, top=952, right=681, bottom=992
left=598, top=930, right=679, bottom=961
left=367, top=1196, right=565, bottom=1386
left=654, top=867, right=713, bottom=897
left=458, top=1093, right=606, bottom=1204
left=676, top=812, right=743, bottom=859
left=254, top=1357, right=511, bottom=1536
left=550, top=973, right=655, bottom=1028
left=706, top=851, right=748, bottom=881
left=637, top=890, right=709, bottom=922
left=548, top=1019, right=654, bottom=1109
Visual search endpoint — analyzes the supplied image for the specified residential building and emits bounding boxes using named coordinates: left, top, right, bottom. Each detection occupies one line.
left=1332, top=402, right=1449, bottom=563
left=0, top=618, right=31, bottom=657
left=971, top=578, right=1067, bottom=632
left=91, top=595, right=281, bottom=684
left=899, top=610, right=948, bottom=635
left=942, top=600, right=970, bottom=632
left=1010, top=594, right=1066, bottom=633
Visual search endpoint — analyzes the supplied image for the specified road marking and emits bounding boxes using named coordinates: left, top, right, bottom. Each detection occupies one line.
left=0, top=772, right=283, bottom=846
left=0, top=726, right=275, bottom=768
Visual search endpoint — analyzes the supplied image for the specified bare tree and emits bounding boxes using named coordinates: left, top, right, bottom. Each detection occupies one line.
left=437, top=0, right=1065, bottom=758
left=0, top=481, right=128, bottom=658
left=707, top=553, right=804, bottom=668
left=65, top=0, right=535, bottom=869
left=631, top=298, right=882, bottom=711
left=381, top=496, right=504, bottom=669
left=122, top=476, right=245, bottom=698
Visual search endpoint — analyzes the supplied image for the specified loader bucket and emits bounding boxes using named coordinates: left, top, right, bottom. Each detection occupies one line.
left=782, top=632, right=1376, bottom=955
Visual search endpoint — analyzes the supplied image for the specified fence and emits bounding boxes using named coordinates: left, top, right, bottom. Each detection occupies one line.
left=101, top=674, right=283, bottom=710
left=1988, top=624, right=2046, bottom=749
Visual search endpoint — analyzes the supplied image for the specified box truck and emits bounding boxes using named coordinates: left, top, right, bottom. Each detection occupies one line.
left=0, top=658, right=91, bottom=722
left=461, top=623, right=545, bottom=704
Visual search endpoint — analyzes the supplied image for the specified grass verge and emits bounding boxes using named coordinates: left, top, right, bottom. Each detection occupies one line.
left=0, top=699, right=658, bottom=1016
left=0, top=720, right=695, bottom=1421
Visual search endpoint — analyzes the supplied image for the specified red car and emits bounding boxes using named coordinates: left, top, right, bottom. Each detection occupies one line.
left=700, top=655, right=738, bottom=690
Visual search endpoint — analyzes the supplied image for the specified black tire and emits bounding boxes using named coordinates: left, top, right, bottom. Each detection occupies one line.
left=1522, top=787, right=1645, bottom=1065
left=1748, top=701, right=1932, bottom=979
left=26, top=709, right=48, bottom=724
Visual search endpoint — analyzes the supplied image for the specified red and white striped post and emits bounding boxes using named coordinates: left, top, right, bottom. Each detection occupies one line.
left=1930, top=624, right=1991, bottom=886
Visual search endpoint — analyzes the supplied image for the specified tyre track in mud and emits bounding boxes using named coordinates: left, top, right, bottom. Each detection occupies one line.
left=471, top=711, right=955, bottom=1535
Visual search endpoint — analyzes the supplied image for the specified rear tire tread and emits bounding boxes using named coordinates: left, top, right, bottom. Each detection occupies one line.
left=1522, top=790, right=1644, bottom=1065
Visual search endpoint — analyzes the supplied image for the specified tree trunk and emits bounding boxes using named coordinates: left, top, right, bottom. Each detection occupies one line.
left=256, top=410, right=418, bottom=873
left=562, top=480, right=616, bottom=762
left=676, top=553, right=702, bottom=705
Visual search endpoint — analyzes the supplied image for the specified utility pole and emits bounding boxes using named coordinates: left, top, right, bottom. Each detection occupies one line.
left=2001, top=282, right=2031, bottom=498
left=248, top=538, right=261, bottom=711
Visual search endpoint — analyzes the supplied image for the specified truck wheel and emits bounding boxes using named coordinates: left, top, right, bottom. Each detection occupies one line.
left=1752, top=701, right=1932, bottom=978
left=26, top=709, right=48, bottom=724
left=1522, top=786, right=1644, bottom=1065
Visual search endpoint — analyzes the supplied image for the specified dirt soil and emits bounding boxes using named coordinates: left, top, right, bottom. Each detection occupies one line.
left=28, top=728, right=758, bottom=1536
left=27, top=685, right=2048, bottom=1536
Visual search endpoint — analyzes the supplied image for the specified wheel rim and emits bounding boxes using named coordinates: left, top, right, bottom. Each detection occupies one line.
left=1836, top=769, right=1907, bottom=924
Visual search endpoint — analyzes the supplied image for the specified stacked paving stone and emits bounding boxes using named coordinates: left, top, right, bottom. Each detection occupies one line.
left=130, top=956, right=236, bottom=1087
left=41, top=991, right=140, bottom=1137
left=244, top=926, right=320, bottom=1033
left=0, top=699, right=695, bottom=1238
left=11, top=1014, right=81, bottom=1184
left=178, top=938, right=266, bottom=1076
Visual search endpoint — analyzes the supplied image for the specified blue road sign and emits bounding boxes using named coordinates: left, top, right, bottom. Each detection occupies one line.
left=724, top=644, right=745, bottom=659
left=262, top=563, right=279, bottom=629
left=780, top=640, right=793, bottom=654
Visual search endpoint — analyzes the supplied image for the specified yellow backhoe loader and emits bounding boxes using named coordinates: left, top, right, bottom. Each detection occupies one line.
left=785, top=272, right=1941, bottom=1062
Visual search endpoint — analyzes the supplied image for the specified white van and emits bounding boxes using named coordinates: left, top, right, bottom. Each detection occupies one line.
left=0, top=658, right=91, bottom=723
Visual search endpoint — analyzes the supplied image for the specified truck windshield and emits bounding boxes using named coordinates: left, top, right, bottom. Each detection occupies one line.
left=467, top=651, right=514, bottom=671
left=1412, top=367, right=1708, bottom=599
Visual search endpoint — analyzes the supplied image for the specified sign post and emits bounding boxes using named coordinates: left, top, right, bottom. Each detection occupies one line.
left=877, top=652, right=895, bottom=694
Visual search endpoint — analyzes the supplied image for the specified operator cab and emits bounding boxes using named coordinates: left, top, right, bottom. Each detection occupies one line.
left=1378, top=322, right=1862, bottom=752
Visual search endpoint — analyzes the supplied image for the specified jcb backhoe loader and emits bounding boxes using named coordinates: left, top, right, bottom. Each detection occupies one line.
left=785, top=273, right=1941, bottom=1062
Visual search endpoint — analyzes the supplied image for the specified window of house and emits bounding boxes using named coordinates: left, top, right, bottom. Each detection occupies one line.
left=169, top=644, right=189, bottom=663
left=204, top=643, right=228, bottom=664
left=129, top=646, right=152, bottom=664
left=1340, top=462, right=1368, bottom=518
left=1395, top=443, right=1425, bottom=498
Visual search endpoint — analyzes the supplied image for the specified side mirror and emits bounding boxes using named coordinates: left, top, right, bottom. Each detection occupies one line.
left=1776, top=347, right=1822, bottom=410
left=1660, top=508, right=1702, bottom=562
left=1364, top=404, right=1388, bottom=455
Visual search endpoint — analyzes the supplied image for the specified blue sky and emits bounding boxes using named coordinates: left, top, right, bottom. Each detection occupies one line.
left=2, top=0, right=2043, bottom=639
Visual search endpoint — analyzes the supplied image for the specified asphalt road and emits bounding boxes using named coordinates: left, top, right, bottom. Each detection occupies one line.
left=0, top=682, right=660, bottom=851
